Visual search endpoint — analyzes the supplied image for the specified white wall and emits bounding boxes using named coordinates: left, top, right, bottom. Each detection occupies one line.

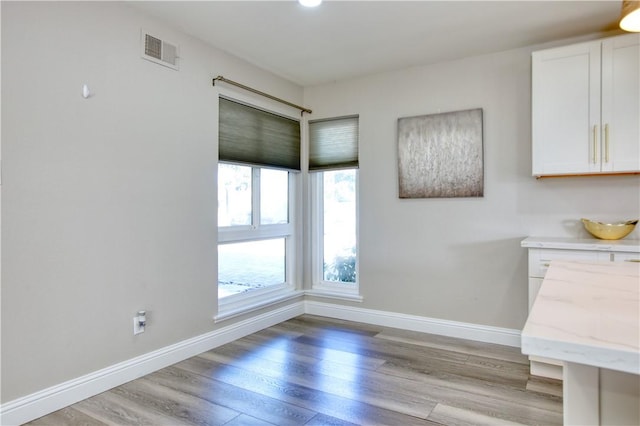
left=304, top=43, right=640, bottom=329
left=1, top=1, right=303, bottom=403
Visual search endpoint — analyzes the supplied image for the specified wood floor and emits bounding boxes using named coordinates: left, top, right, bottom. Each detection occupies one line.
left=26, top=315, right=562, bottom=426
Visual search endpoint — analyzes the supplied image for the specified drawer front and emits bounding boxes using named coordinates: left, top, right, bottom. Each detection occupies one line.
left=612, top=251, right=640, bottom=263
left=528, top=249, right=600, bottom=278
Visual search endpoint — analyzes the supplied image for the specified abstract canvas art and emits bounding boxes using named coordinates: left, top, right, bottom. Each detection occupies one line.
left=397, top=108, right=483, bottom=198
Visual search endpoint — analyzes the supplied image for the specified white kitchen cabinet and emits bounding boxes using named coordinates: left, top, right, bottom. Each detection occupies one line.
left=521, top=237, right=640, bottom=379
left=532, top=33, right=640, bottom=177
left=527, top=248, right=601, bottom=310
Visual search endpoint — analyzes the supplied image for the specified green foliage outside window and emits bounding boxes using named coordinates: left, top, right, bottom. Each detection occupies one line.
left=324, top=248, right=356, bottom=283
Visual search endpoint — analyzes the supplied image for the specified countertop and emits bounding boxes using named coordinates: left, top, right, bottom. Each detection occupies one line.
left=521, top=260, right=640, bottom=375
left=521, top=236, right=640, bottom=253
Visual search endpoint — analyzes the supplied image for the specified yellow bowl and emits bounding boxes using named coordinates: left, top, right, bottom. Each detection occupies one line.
left=581, top=218, right=638, bottom=240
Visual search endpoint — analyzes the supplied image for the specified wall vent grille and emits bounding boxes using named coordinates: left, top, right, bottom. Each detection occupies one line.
left=141, top=30, right=179, bottom=70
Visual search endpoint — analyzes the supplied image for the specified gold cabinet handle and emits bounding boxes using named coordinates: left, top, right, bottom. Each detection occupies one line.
left=593, top=125, right=598, bottom=164
left=624, top=259, right=640, bottom=263
left=604, top=123, right=609, bottom=163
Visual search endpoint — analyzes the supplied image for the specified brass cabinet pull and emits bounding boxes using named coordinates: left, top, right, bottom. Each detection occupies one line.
left=593, top=125, right=598, bottom=164
left=624, top=259, right=640, bottom=263
left=604, top=123, right=609, bottom=163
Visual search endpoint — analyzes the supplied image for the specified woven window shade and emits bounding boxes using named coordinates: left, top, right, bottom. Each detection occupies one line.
left=219, top=97, right=301, bottom=171
left=309, top=115, right=359, bottom=171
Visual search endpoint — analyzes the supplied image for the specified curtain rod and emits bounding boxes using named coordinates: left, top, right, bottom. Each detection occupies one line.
left=212, top=75, right=312, bottom=115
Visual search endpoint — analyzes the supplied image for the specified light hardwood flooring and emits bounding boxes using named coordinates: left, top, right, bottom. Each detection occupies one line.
left=26, top=315, right=562, bottom=425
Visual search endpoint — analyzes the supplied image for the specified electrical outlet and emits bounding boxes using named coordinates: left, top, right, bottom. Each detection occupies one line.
left=133, top=316, right=145, bottom=335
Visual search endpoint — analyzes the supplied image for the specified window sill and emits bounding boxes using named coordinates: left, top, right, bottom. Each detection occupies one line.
left=215, top=288, right=304, bottom=323
left=304, top=288, right=364, bottom=303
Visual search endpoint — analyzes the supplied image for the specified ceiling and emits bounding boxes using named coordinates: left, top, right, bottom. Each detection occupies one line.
left=128, top=1, right=623, bottom=87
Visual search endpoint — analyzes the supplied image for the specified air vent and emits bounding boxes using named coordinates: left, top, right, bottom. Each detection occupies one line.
left=141, top=30, right=179, bottom=70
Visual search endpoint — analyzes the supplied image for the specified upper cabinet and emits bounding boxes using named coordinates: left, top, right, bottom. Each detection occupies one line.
left=532, top=34, right=640, bottom=177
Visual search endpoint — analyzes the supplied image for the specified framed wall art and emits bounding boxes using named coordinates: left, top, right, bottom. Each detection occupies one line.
left=397, top=108, right=484, bottom=198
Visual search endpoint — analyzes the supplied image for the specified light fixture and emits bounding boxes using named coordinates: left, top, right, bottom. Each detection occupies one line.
left=299, top=0, right=322, bottom=7
left=620, top=0, right=640, bottom=32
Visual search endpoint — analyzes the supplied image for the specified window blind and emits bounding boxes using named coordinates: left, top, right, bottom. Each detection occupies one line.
left=219, top=97, right=301, bottom=171
left=308, top=115, right=359, bottom=171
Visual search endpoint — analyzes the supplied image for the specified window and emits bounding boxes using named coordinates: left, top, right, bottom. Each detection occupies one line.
left=320, top=169, right=357, bottom=283
left=217, top=96, right=301, bottom=317
left=218, top=164, right=292, bottom=300
left=309, top=116, right=361, bottom=299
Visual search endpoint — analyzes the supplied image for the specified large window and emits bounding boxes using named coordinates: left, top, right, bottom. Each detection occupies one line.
left=309, top=116, right=360, bottom=299
left=218, top=164, right=292, bottom=300
left=217, top=96, right=300, bottom=315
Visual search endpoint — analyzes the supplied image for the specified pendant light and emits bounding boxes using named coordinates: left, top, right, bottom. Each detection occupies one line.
left=620, top=0, right=640, bottom=32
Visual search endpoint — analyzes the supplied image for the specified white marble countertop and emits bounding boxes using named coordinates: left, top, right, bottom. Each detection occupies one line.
left=521, top=260, right=640, bottom=375
left=521, top=237, right=640, bottom=253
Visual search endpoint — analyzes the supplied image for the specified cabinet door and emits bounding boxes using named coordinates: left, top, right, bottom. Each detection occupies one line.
left=528, top=277, right=543, bottom=311
left=601, top=34, right=640, bottom=173
left=532, top=41, right=601, bottom=176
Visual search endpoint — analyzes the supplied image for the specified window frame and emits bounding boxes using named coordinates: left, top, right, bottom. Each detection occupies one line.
left=215, top=89, right=303, bottom=321
left=309, top=168, right=362, bottom=301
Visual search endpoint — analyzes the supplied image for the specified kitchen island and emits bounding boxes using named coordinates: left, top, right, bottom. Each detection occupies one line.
left=521, top=260, right=639, bottom=425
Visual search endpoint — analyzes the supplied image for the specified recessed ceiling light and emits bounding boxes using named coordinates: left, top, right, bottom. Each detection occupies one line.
left=299, top=0, right=322, bottom=8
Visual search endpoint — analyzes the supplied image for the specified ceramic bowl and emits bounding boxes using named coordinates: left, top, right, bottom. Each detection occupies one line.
left=581, top=218, right=638, bottom=240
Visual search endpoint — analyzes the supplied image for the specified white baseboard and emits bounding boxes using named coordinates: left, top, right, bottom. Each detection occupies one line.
left=304, top=300, right=522, bottom=347
left=1, top=299, right=521, bottom=425
left=0, top=302, right=305, bottom=426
